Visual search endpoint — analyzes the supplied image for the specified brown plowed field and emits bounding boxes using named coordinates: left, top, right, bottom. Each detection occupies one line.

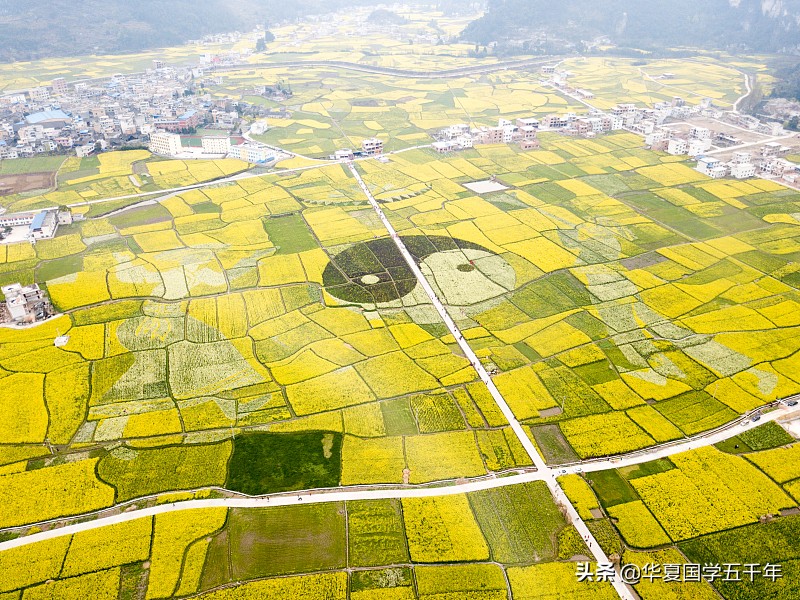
left=0, top=171, right=55, bottom=196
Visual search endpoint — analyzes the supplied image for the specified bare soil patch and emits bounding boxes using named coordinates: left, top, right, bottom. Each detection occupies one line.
left=0, top=171, right=55, bottom=195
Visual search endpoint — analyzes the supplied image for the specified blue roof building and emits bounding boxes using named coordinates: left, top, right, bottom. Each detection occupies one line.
left=29, top=212, right=47, bottom=231
left=25, top=110, right=70, bottom=125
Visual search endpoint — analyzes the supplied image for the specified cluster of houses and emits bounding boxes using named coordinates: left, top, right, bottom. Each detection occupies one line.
left=327, top=138, right=386, bottom=161
left=0, top=35, right=280, bottom=163
left=645, top=122, right=793, bottom=160
left=696, top=150, right=799, bottom=183
left=432, top=119, right=539, bottom=153
left=430, top=109, right=628, bottom=154
left=0, top=65, right=233, bottom=160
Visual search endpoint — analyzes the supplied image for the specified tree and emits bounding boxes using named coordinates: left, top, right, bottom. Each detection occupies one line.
left=788, top=116, right=800, bottom=131
left=256, top=38, right=266, bottom=52
left=264, top=29, right=275, bottom=43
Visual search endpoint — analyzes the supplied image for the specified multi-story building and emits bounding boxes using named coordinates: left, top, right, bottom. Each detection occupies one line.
left=731, top=152, right=752, bottom=165
left=361, top=138, right=384, bottom=156
left=439, top=124, right=471, bottom=140
left=689, top=126, right=712, bottom=140
left=516, top=118, right=540, bottom=129
left=729, top=162, right=756, bottom=179
left=28, top=87, right=50, bottom=102
left=761, top=158, right=795, bottom=177
left=228, top=143, right=274, bottom=163
left=761, top=142, right=786, bottom=158
left=542, top=114, right=569, bottom=129
left=75, top=144, right=96, bottom=158
left=0, top=212, right=36, bottom=227
left=51, top=77, right=68, bottom=96
left=154, top=109, right=204, bottom=132
left=696, top=156, right=728, bottom=178
left=688, top=138, right=712, bottom=157
left=501, top=125, right=519, bottom=143
left=17, top=125, right=46, bottom=145
left=2, top=283, right=52, bottom=324
left=28, top=210, right=58, bottom=240
left=611, top=103, right=637, bottom=117
left=667, top=138, right=688, bottom=155
left=473, top=127, right=504, bottom=144
left=149, top=131, right=183, bottom=156
left=645, top=128, right=671, bottom=147
left=201, top=136, right=232, bottom=154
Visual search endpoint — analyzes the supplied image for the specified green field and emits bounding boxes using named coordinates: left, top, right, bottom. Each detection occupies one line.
left=0, top=155, right=65, bottom=175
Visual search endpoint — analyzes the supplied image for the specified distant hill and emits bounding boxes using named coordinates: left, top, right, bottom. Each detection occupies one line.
left=0, top=0, right=392, bottom=62
left=462, top=0, right=800, bottom=54
left=367, top=9, right=409, bottom=26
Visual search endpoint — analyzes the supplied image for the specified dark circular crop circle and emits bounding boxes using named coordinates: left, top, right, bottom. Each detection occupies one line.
left=322, top=235, right=491, bottom=304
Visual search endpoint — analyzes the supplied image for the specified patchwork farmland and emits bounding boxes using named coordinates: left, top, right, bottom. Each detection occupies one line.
left=1, top=6, right=800, bottom=600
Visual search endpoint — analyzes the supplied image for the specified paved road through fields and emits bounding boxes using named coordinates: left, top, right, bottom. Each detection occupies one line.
left=347, top=162, right=636, bottom=600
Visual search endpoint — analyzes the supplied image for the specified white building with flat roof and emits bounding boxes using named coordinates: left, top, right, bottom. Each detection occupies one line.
left=645, top=128, right=670, bottom=147
left=28, top=87, right=50, bottom=102
left=730, top=162, right=756, bottom=179
left=688, top=138, right=712, bottom=157
left=696, top=156, right=728, bottom=178
left=228, top=143, right=274, bottom=163
left=2, top=283, right=51, bottom=324
left=28, top=210, right=58, bottom=241
left=149, top=131, right=183, bottom=156
left=731, top=152, right=752, bottom=165
left=361, top=138, right=385, bottom=156
left=689, top=126, right=712, bottom=140
left=201, top=136, right=232, bottom=154
left=667, top=138, right=688, bottom=156
left=0, top=212, right=35, bottom=228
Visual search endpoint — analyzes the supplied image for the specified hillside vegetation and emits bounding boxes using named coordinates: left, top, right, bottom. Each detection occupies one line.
left=463, top=0, right=800, bottom=53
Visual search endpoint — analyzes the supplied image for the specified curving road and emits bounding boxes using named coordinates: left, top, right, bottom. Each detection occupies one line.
left=0, top=391, right=796, bottom=595
left=3, top=157, right=798, bottom=599
left=65, top=143, right=432, bottom=214
left=5, top=59, right=797, bottom=598
left=565, top=399, right=800, bottom=474
left=219, top=56, right=557, bottom=80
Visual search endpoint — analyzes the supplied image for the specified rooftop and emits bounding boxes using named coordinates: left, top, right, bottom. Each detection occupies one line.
left=25, top=109, right=70, bottom=125
left=29, top=211, right=47, bottom=230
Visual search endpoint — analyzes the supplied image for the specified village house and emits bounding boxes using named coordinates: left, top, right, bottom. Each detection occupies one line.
left=361, top=138, right=385, bottom=156
left=695, top=156, right=728, bottom=178
left=1, top=283, right=53, bottom=324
